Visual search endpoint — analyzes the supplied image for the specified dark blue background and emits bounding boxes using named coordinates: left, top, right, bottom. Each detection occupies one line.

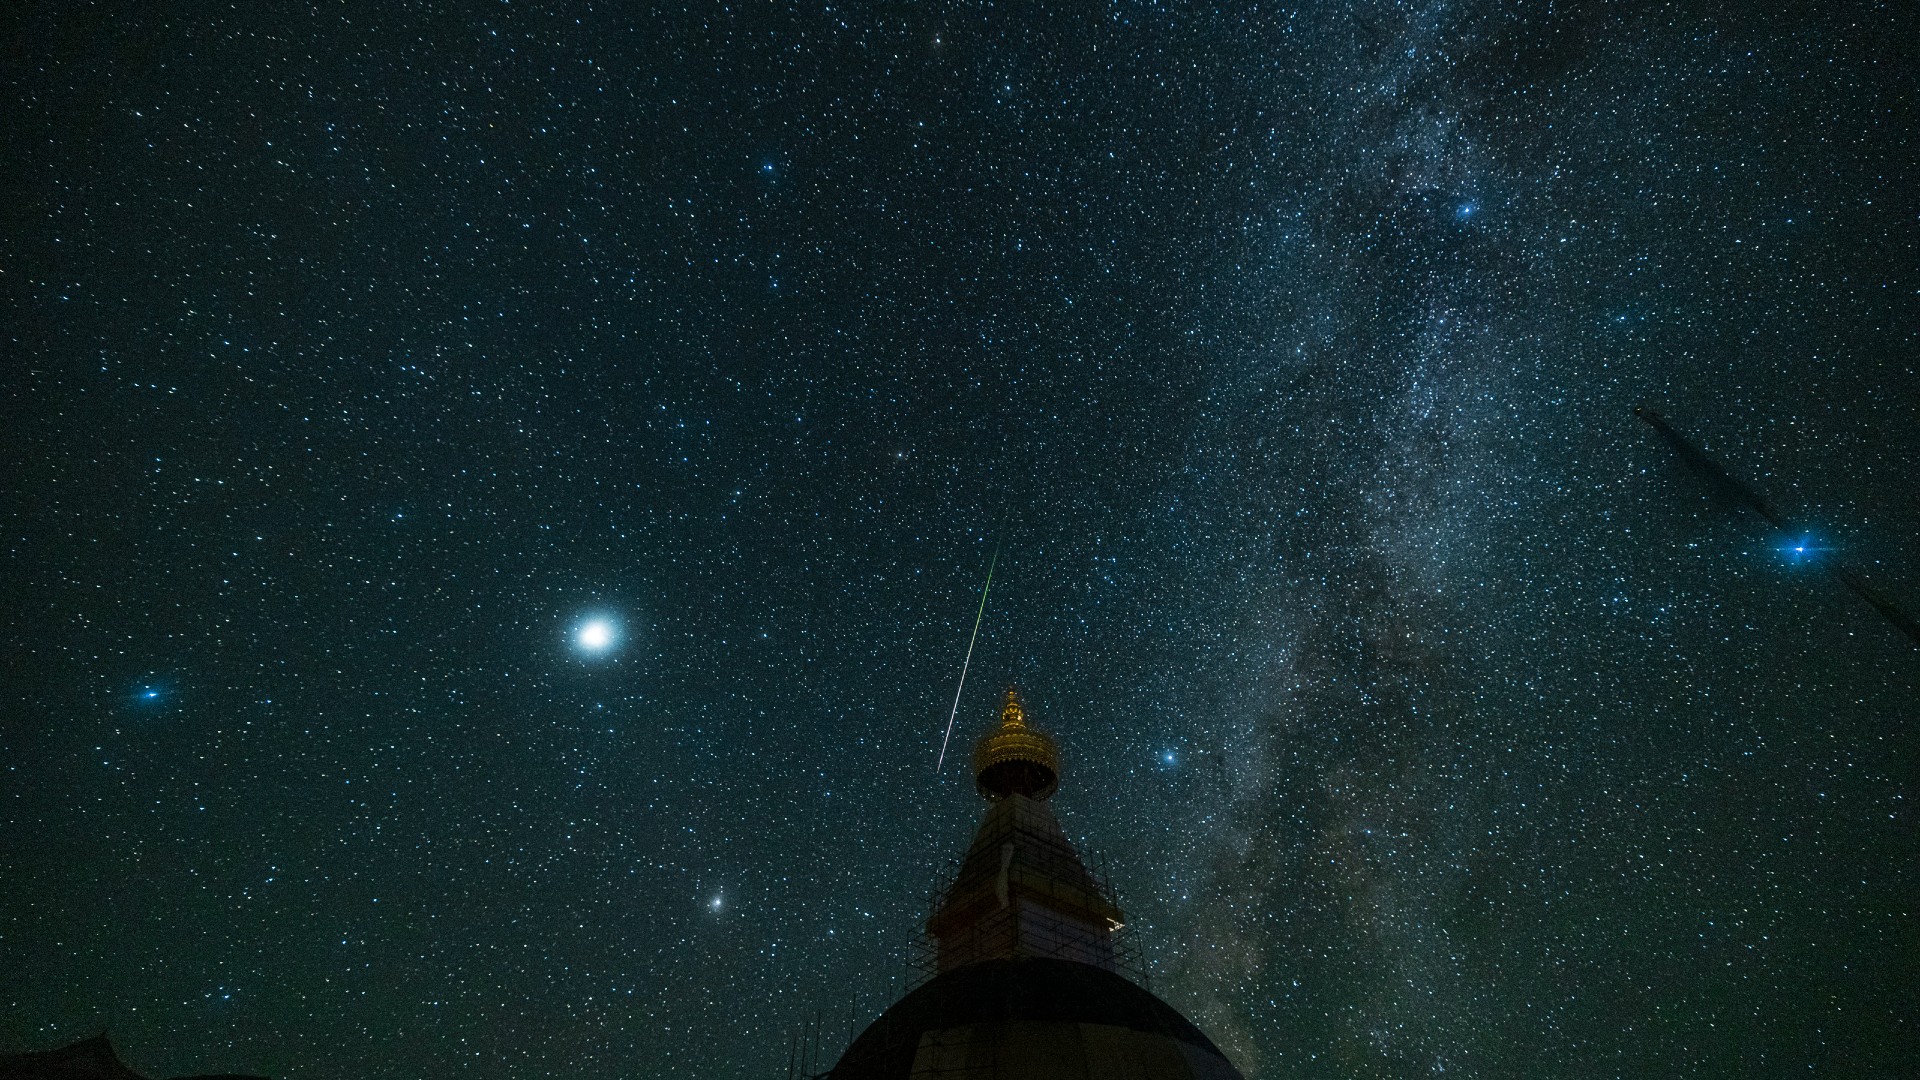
left=4, top=3, right=1914, bottom=1076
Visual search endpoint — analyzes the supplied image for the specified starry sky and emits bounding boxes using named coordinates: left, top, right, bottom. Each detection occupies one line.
left=3, top=3, right=1916, bottom=1078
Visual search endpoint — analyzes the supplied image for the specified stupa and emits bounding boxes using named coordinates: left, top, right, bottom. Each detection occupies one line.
left=825, top=689, right=1244, bottom=1079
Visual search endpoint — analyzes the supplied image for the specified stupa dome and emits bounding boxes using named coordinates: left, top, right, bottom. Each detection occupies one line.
left=826, top=958, right=1241, bottom=1079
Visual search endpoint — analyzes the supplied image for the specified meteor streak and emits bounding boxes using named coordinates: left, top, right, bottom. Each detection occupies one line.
left=936, top=543, right=999, bottom=772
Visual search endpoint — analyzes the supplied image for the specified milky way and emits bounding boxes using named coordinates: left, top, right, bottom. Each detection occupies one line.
left=4, top=4, right=1914, bottom=1078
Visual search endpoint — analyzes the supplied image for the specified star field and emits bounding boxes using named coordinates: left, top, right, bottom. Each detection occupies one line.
left=3, top=3, right=1915, bottom=1078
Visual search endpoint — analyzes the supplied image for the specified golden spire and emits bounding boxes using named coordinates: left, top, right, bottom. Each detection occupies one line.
left=971, top=687, right=1061, bottom=800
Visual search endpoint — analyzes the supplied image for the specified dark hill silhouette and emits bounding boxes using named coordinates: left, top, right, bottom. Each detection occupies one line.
left=0, top=1034, right=265, bottom=1080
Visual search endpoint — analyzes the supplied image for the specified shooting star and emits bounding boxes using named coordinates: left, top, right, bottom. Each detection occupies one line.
left=936, top=543, right=999, bottom=772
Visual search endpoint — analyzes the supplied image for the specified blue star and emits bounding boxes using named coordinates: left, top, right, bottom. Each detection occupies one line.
left=1785, top=535, right=1821, bottom=563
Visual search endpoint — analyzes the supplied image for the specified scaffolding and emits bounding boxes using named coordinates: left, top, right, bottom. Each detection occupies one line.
left=783, top=841, right=1155, bottom=1078
left=909, top=841, right=1150, bottom=994
left=786, top=791, right=1157, bottom=1077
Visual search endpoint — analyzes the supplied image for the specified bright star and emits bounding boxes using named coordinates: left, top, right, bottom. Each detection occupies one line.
left=1785, top=535, right=1821, bottom=562
left=576, top=618, right=616, bottom=652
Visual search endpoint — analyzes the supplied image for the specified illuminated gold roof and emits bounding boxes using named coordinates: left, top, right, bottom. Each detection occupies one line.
left=971, top=688, right=1060, bottom=800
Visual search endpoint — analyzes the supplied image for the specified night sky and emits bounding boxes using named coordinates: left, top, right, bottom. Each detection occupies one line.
left=4, top=3, right=1916, bottom=1078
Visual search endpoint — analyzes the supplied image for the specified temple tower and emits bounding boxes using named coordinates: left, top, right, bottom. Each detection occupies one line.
left=825, top=689, right=1244, bottom=1079
left=925, top=689, right=1125, bottom=973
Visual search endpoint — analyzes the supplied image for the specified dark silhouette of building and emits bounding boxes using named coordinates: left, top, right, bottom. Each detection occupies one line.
left=825, top=689, right=1244, bottom=1079
left=0, top=1034, right=265, bottom=1080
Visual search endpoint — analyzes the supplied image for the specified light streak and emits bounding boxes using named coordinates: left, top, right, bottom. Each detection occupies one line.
left=935, top=543, right=998, bottom=773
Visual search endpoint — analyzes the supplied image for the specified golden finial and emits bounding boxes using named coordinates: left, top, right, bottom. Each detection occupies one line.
left=971, top=687, right=1060, bottom=800
left=999, top=689, right=1027, bottom=728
